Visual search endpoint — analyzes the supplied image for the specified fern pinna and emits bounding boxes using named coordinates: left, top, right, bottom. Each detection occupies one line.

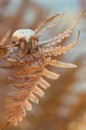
left=0, top=12, right=81, bottom=129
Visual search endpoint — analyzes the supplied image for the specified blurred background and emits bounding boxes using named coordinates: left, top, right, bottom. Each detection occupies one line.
left=0, top=0, right=86, bottom=130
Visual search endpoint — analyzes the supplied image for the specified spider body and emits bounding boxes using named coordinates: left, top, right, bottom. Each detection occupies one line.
left=2, top=29, right=40, bottom=62
left=0, top=12, right=81, bottom=129
left=12, top=29, right=35, bottom=43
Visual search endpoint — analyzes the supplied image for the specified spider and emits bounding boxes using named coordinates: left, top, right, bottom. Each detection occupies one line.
left=0, top=12, right=81, bottom=129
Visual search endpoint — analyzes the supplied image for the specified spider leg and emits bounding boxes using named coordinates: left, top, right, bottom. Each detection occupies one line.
left=36, top=7, right=68, bottom=36
left=36, top=13, right=64, bottom=36
left=38, top=12, right=82, bottom=46
left=58, top=30, right=80, bottom=55
left=35, top=12, right=64, bottom=34
left=41, top=31, right=80, bottom=56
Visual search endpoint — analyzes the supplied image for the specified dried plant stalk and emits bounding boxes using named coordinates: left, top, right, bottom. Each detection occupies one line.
left=0, top=12, right=81, bottom=129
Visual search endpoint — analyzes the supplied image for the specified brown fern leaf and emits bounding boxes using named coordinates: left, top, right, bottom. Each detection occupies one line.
left=6, top=63, right=60, bottom=126
left=0, top=12, right=81, bottom=129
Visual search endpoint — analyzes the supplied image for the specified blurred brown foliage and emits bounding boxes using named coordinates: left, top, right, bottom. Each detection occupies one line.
left=0, top=0, right=86, bottom=130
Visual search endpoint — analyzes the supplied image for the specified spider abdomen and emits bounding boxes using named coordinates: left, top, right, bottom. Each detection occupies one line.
left=12, top=29, right=35, bottom=43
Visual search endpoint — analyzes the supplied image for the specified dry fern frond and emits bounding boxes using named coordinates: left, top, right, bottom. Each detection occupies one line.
left=0, top=12, right=81, bottom=129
